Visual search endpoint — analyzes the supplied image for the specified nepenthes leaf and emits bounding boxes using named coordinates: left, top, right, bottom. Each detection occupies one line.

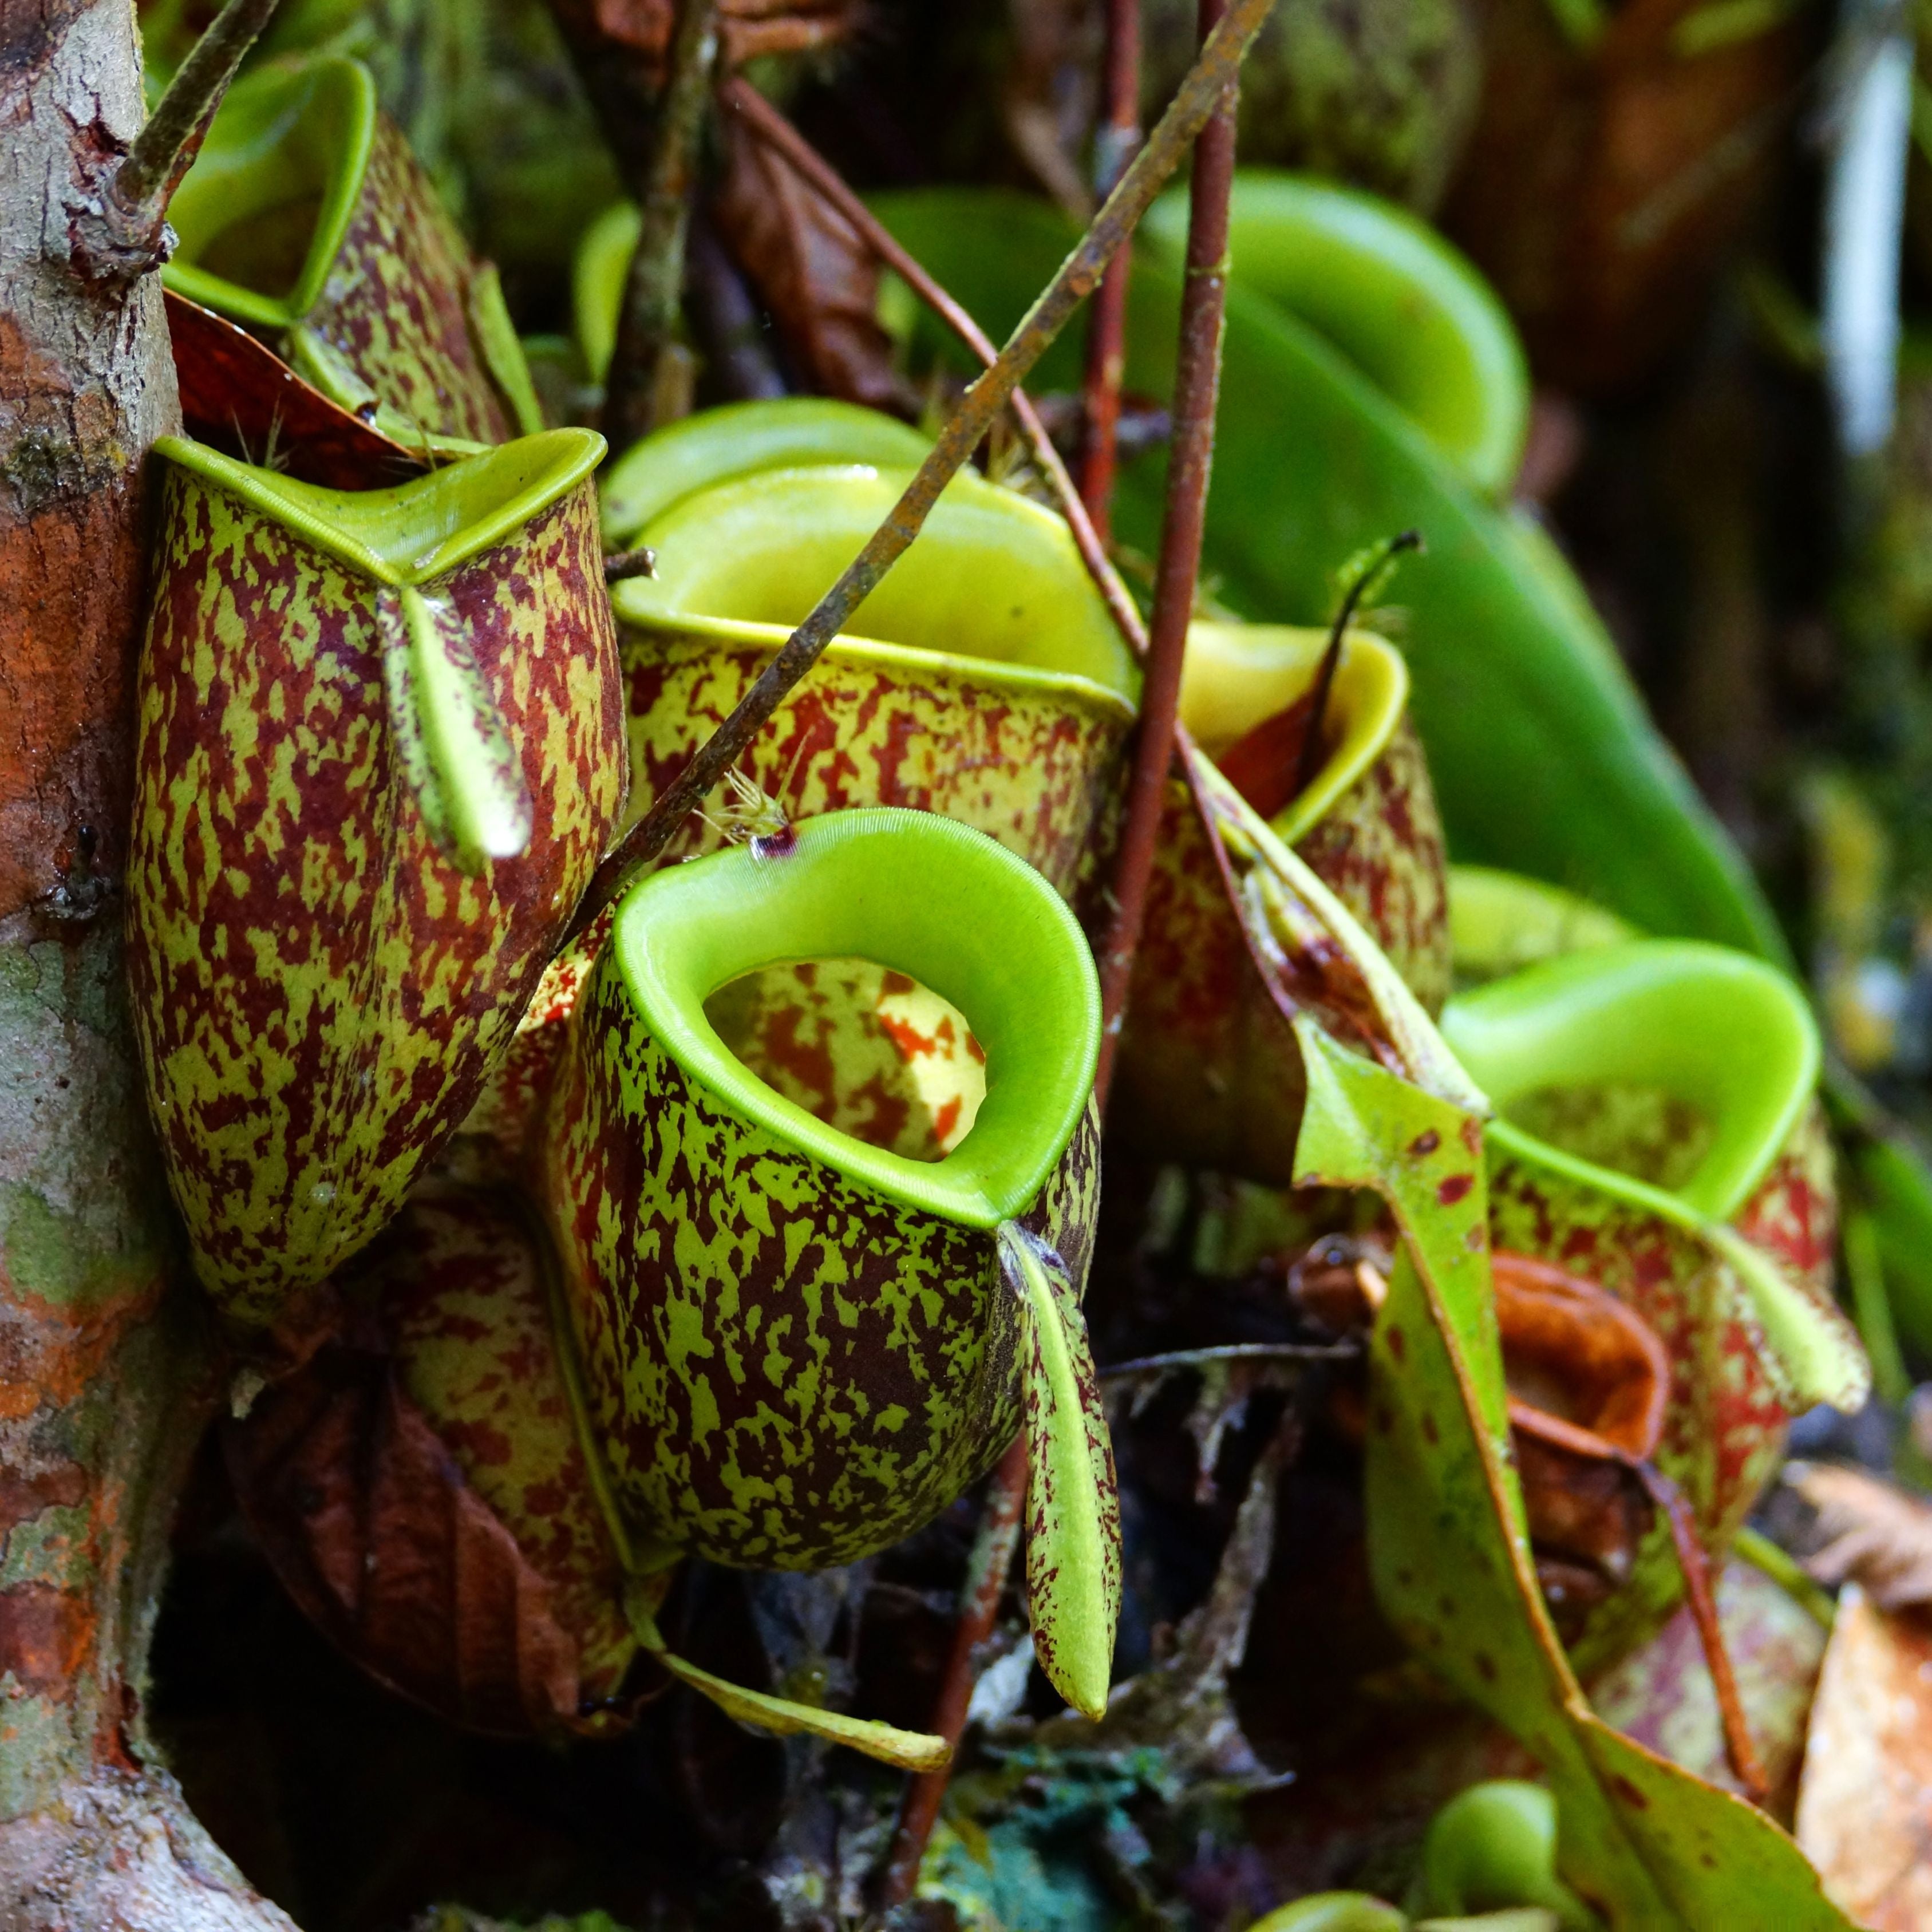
left=1001, top=1219, right=1121, bottom=1722
left=1294, top=1020, right=1858, bottom=1927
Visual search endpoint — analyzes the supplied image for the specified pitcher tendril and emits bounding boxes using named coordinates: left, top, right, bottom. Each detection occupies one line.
left=1296, top=527, right=1424, bottom=800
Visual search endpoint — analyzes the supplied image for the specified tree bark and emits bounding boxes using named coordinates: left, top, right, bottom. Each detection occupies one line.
left=0, top=3, right=293, bottom=1923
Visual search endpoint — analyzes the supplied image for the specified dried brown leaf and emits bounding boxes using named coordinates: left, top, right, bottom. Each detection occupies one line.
left=165, top=290, right=425, bottom=491
left=562, top=0, right=859, bottom=70
left=710, top=111, right=910, bottom=413
left=1787, top=1462, right=1932, bottom=1613
left=224, top=1342, right=592, bottom=1737
left=1796, top=1585, right=1932, bottom=1928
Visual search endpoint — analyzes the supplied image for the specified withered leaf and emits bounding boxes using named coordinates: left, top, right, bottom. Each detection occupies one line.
left=1788, top=1461, right=1932, bottom=1613
left=587, top=0, right=859, bottom=68
left=711, top=109, right=910, bottom=413
left=165, top=290, right=425, bottom=491
left=224, top=1341, right=596, bottom=1739
left=1796, top=1585, right=1932, bottom=1928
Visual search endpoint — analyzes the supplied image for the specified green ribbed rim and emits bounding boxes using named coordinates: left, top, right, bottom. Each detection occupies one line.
left=611, top=809, right=1100, bottom=1229
left=161, top=56, right=376, bottom=331
left=1441, top=940, right=1819, bottom=1221
left=613, top=463, right=1140, bottom=717
left=154, top=428, right=605, bottom=586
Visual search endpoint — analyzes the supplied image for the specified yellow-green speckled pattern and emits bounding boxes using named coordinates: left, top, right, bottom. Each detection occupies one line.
left=621, top=626, right=1133, bottom=898
left=127, top=462, right=625, bottom=1322
left=536, top=942, right=1101, bottom=1570
left=302, top=117, right=527, bottom=447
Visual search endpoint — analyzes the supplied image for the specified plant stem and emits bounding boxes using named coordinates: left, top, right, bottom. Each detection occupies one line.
left=874, top=1432, right=1029, bottom=1907
left=73, top=0, right=284, bottom=280
left=602, top=0, right=720, bottom=457
left=873, top=11, right=1246, bottom=1905
left=571, top=0, right=1274, bottom=937
left=718, top=75, right=1147, bottom=658
left=1079, top=0, right=1142, bottom=538
left=1093, top=0, right=1240, bottom=1105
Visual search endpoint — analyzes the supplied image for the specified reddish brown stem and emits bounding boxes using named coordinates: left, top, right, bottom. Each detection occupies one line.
left=875, top=1433, right=1028, bottom=1906
left=1634, top=1460, right=1769, bottom=1805
left=718, top=75, right=1146, bottom=658
left=1078, top=0, right=1143, bottom=538
left=1508, top=1400, right=1768, bottom=1805
left=1093, top=0, right=1238, bottom=1105
left=875, top=13, right=1243, bottom=1906
left=569, top=0, right=1273, bottom=938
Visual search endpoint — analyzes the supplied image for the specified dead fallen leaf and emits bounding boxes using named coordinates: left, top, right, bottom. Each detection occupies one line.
left=224, top=1338, right=592, bottom=1738
left=574, top=0, right=859, bottom=71
left=165, top=290, right=425, bottom=491
left=1788, top=1462, right=1932, bottom=1613
left=1796, top=1585, right=1932, bottom=1929
left=224, top=1185, right=647, bottom=1739
left=711, top=110, right=910, bottom=413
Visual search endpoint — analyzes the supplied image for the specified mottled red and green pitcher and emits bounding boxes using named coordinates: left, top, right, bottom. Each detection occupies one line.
left=1112, top=621, right=1451, bottom=1184
left=128, top=428, right=625, bottom=1323
left=536, top=809, right=1120, bottom=1715
left=613, top=459, right=1140, bottom=894
left=163, top=57, right=544, bottom=451
left=1444, top=938, right=1866, bottom=1662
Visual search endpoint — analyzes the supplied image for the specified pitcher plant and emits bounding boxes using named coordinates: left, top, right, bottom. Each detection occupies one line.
left=128, top=428, right=625, bottom=1322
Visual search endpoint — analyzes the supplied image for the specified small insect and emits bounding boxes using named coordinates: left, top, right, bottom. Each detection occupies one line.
left=697, top=742, right=810, bottom=860
left=698, top=767, right=796, bottom=860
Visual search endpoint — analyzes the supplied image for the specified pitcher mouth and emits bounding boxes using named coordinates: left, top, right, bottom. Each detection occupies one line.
left=599, top=398, right=936, bottom=544
left=609, top=809, right=1100, bottom=1230
left=153, top=429, right=606, bottom=586
left=1179, top=620, right=1410, bottom=844
left=163, top=57, right=377, bottom=333
left=1441, top=940, right=1819, bottom=1221
left=611, top=464, right=1141, bottom=721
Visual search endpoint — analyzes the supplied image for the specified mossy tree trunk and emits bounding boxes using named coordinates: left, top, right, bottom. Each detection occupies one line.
left=0, top=3, right=291, bottom=1923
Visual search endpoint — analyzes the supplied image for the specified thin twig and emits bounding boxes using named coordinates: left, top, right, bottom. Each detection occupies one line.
left=874, top=10, right=1249, bottom=1906
left=603, top=0, right=720, bottom=456
left=718, top=76, right=1147, bottom=658
left=570, top=0, right=1274, bottom=939
left=604, top=547, right=658, bottom=583
left=73, top=0, right=284, bottom=281
left=1079, top=0, right=1143, bottom=537
left=1509, top=1400, right=1769, bottom=1804
left=1093, top=0, right=1240, bottom=1105
left=1293, top=528, right=1422, bottom=799
left=874, top=1433, right=1028, bottom=1907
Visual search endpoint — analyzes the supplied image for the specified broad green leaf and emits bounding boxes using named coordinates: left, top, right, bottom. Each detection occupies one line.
left=624, top=1585, right=950, bottom=1772
left=1001, top=1221, right=1121, bottom=1721
left=1292, top=1021, right=1857, bottom=1929
left=871, top=189, right=1784, bottom=961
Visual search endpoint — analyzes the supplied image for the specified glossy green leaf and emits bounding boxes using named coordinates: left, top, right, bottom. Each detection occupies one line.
left=1002, top=1220, right=1120, bottom=1721
left=1140, top=171, right=1531, bottom=499
left=1290, top=1021, right=1857, bottom=1928
left=871, top=189, right=1785, bottom=961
